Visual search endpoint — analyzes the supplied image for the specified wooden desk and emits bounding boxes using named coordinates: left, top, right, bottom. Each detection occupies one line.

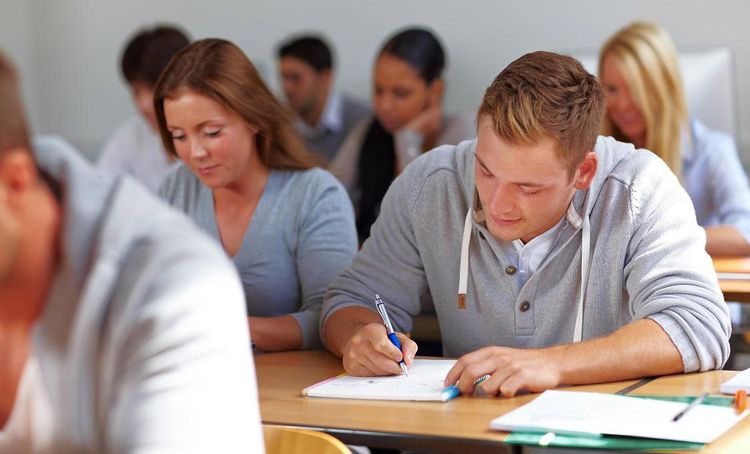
left=256, top=351, right=748, bottom=453
left=632, top=372, right=750, bottom=453
left=714, top=257, right=750, bottom=302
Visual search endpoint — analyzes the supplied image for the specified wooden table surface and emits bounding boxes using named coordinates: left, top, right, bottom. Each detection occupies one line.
left=256, top=350, right=750, bottom=453
left=631, top=371, right=750, bottom=453
left=714, top=257, right=750, bottom=302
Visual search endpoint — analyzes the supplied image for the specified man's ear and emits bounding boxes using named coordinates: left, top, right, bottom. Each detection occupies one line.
left=573, top=151, right=598, bottom=190
left=0, top=148, right=38, bottom=192
left=319, top=68, right=333, bottom=88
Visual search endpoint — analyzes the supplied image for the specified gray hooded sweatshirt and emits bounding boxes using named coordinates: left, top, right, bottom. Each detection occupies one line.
left=321, top=136, right=730, bottom=372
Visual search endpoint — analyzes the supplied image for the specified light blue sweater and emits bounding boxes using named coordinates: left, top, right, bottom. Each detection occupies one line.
left=160, top=164, right=357, bottom=349
left=683, top=118, right=750, bottom=242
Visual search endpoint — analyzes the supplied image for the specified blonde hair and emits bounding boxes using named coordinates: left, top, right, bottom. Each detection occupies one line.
left=599, top=21, right=688, bottom=178
left=478, top=51, right=605, bottom=172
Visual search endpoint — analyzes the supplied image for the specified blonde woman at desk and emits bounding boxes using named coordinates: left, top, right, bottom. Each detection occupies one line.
left=331, top=27, right=474, bottom=242
left=600, top=21, right=750, bottom=256
left=156, top=39, right=357, bottom=353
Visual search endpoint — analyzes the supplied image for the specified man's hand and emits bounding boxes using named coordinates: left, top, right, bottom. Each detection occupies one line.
left=403, top=104, right=443, bottom=143
left=444, top=346, right=562, bottom=397
left=341, top=322, right=418, bottom=376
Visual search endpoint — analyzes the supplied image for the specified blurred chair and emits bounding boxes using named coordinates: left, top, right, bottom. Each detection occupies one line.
left=263, top=425, right=351, bottom=454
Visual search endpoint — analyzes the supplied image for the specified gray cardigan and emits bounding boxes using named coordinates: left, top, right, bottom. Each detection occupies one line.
left=322, top=136, right=730, bottom=371
left=159, top=165, right=358, bottom=349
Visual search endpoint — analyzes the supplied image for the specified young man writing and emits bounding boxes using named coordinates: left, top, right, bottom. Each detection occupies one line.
left=321, top=51, right=730, bottom=397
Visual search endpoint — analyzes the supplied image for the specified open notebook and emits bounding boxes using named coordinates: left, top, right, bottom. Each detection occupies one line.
left=303, top=359, right=456, bottom=401
left=490, top=390, right=747, bottom=444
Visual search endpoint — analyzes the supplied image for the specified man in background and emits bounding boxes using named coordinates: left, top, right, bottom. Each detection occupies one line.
left=98, top=25, right=189, bottom=192
left=277, top=35, right=369, bottom=161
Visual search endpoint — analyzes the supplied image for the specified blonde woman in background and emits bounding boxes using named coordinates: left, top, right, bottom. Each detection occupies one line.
left=600, top=21, right=750, bottom=255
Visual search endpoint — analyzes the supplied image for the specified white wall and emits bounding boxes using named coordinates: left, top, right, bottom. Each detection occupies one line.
left=3, top=0, right=750, bottom=160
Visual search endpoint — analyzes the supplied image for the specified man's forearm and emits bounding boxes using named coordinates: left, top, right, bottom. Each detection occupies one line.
left=552, top=318, right=684, bottom=385
left=323, top=306, right=382, bottom=357
left=248, top=315, right=302, bottom=352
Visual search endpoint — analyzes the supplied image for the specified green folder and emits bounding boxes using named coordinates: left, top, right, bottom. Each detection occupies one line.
left=504, top=395, right=733, bottom=451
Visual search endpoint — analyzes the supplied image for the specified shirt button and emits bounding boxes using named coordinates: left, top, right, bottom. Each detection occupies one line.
left=505, top=266, right=517, bottom=275
left=519, top=301, right=531, bottom=312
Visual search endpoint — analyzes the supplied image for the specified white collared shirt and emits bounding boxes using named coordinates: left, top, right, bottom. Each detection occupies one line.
left=509, top=216, right=566, bottom=287
left=495, top=201, right=582, bottom=288
left=0, top=357, right=54, bottom=453
left=296, top=91, right=343, bottom=139
left=97, top=116, right=178, bottom=193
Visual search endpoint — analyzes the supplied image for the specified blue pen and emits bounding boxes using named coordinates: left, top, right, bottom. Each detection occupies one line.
left=441, top=374, right=491, bottom=401
left=374, top=294, right=409, bottom=376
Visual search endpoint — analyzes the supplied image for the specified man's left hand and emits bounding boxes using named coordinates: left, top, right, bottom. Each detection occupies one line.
left=443, top=346, right=562, bottom=397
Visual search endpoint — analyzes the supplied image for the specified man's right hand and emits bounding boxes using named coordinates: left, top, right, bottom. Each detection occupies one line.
left=341, top=323, right=418, bottom=376
left=403, top=104, right=443, bottom=143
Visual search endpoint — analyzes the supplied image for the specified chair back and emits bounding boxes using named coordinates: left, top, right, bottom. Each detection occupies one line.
left=263, top=425, right=351, bottom=454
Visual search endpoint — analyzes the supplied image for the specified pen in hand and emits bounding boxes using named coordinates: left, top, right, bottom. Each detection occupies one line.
left=672, top=392, right=709, bottom=422
left=374, top=293, right=409, bottom=376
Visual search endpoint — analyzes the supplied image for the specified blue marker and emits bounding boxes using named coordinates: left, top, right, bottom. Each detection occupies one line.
left=441, top=374, right=491, bottom=401
left=374, top=294, right=409, bottom=376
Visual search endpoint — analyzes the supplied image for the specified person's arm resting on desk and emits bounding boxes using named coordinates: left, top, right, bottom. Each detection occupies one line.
left=444, top=319, right=681, bottom=397
left=705, top=225, right=750, bottom=256
left=448, top=158, right=731, bottom=396
left=322, top=159, right=428, bottom=375
left=248, top=315, right=304, bottom=352
left=253, top=174, right=358, bottom=352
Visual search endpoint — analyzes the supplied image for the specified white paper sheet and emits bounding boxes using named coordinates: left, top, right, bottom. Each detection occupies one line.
left=303, top=359, right=456, bottom=401
left=720, top=368, right=750, bottom=394
left=490, top=390, right=747, bottom=444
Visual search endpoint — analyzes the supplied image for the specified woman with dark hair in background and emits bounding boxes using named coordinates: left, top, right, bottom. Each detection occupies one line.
left=155, top=38, right=357, bottom=352
left=331, top=27, right=475, bottom=242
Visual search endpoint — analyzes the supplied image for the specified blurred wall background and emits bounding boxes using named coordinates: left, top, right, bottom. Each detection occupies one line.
left=2, top=0, right=749, bottom=162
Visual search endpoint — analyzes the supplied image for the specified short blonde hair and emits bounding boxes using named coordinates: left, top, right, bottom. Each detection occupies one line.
left=599, top=21, right=688, bottom=178
left=478, top=51, right=605, bottom=172
left=0, top=50, right=31, bottom=155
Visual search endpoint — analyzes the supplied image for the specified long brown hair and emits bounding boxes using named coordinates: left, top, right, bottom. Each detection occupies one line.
left=154, top=38, right=319, bottom=170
